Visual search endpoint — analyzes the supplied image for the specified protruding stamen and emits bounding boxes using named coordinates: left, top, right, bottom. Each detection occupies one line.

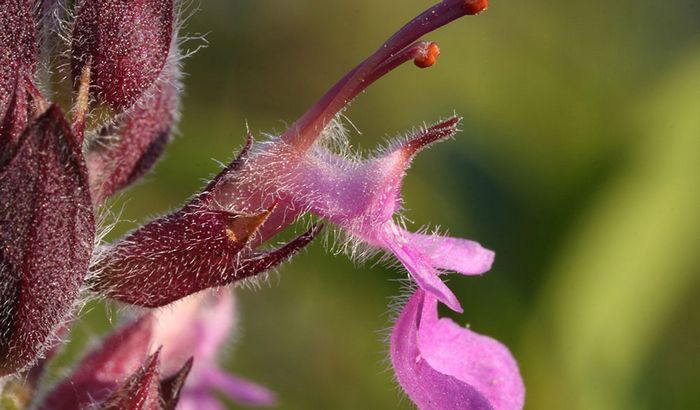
left=281, top=0, right=488, bottom=152
left=345, top=41, right=440, bottom=101
left=464, top=0, right=489, bottom=15
left=414, top=42, right=441, bottom=68
left=73, top=62, right=91, bottom=142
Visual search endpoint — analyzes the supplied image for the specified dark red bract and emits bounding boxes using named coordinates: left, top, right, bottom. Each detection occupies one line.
left=71, top=0, right=174, bottom=110
left=0, top=1, right=36, bottom=151
left=0, top=106, right=94, bottom=376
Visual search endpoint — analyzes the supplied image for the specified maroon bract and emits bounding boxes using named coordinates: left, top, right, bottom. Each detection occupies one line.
left=40, top=315, right=155, bottom=409
left=98, top=349, right=163, bottom=410
left=89, top=195, right=322, bottom=307
left=159, top=357, right=193, bottom=410
left=0, top=106, right=94, bottom=376
left=86, top=51, right=181, bottom=205
left=71, top=0, right=174, bottom=110
left=0, top=1, right=36, bottom=150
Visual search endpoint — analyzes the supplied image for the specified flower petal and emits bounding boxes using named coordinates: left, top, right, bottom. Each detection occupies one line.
left=151, top=290, right=277, bottom=408
left=152, top=290, right=235, bottom=375
left=199, top=366, right=277, bottom=407
left=382, top=227, right=464, bottom=313
left=391, top=289, right=525, bottom=410
left=405, top=231, right=495, bottom=275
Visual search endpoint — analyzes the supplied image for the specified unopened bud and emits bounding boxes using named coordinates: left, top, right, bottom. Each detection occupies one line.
left=0, top=105, right=94, bottom=376
left=71, top=0, right=174, bottom=110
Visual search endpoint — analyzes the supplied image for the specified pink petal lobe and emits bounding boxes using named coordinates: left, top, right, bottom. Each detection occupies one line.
left=200, top=367, right=278, bottom=407
left=177, top=393, right=226, bottom=410
left=152, top=290, right=235, bottom=375
left=391, top=289, right=525, bottom=410
left=406, top=232, right=495, bottom=275
left=382, top=230, right=464, bottom=313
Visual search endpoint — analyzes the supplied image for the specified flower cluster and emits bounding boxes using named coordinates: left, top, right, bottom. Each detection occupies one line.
left=0, top=0, right=524, bottom=409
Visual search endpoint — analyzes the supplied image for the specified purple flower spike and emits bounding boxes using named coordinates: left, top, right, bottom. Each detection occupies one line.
left=391, top=289, right=525, bottom=410
left=207, top=0, right=493, bottom=312
left=40, top=315, right=155, bottom=409
left=151, top=290, right=277, bottom=408
left=0, top=1, right=37, bottom=150
left=0, top=105, right=94, bottom=376
left=71, top=0, right=174, bottom=110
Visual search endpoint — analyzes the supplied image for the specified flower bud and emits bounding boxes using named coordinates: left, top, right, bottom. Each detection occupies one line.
left=71, top=0, right=174, bottom=110
left=0, top=105, right=94, bottom=376
left=86, top=52, right=181, bottom=204
left=0, top=1, right=37, bottom=149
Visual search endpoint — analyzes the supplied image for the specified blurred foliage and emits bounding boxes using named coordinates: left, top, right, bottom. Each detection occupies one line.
left=57, top=1, right=700, bottom=409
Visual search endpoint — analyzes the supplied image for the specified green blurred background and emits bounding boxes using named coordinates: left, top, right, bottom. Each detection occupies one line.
left=67, top=1, right=700, bottom=409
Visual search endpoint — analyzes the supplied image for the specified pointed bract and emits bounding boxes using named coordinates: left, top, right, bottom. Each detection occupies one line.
left=39, top=315, right=155, bottom=409
left=71, top=0, right=174, bottom=110
left=0, top=1, right=37, bottom=150
left=390, top=289, right=525, bottom=410
left=86, top=50, right=181, bottom=204
left=160, top=357, right=193, bottom=410
left=99, top=349, right=164, bottom=410
left=0, top=106, right=94, bottom=376
left=89, top=197, right=321, bottom=307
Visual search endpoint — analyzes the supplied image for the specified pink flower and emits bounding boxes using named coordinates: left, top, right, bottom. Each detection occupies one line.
left=151, top=290, right=276, bottom=409
left=205, top=0, right=494, bottom=312
left=391, top=288, right=525, bottom=410
left=89, top=0, right=492, bottom=311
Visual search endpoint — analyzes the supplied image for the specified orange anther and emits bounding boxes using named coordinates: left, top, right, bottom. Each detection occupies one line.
left=464, top=0, right=488, bottom=15
left=414, top=42, right=441, bottom=69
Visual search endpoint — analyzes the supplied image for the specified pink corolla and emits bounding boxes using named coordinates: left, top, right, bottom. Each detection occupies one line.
left=205, top=0, right=494, bottom=313
left=93, top=0, right=494, bottom=313
left=151, top=289, right=276, bottom=409
left=391, top=288, right=525, bottom=410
